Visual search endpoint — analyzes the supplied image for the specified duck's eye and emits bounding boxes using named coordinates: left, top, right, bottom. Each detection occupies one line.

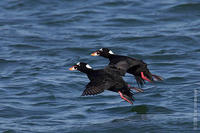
left=74, top=66, right=78, bottom=69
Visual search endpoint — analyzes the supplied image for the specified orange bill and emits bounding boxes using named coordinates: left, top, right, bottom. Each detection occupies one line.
left=91, top=52, right=98, bottom=56
left=69, top=66, right=76, bottom=71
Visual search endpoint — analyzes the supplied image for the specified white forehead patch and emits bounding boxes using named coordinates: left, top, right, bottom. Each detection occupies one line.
left=86, top=64, right=92, bottom=69
left=109, top=50, right=114, bottom=54
left=99, top=48, right=103, bottom=51
left=76, top=62, right=80, bottom=66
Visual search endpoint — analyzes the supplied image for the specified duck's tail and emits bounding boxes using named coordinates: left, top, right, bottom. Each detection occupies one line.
left=152, top=74, right=163, bottom=81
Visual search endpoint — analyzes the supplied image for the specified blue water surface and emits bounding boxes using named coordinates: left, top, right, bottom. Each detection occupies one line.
left=0, top=0, right=200, bottom=132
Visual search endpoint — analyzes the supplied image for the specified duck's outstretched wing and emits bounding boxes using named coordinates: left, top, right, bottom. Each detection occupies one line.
left=82, top=80, right=114, bottom=96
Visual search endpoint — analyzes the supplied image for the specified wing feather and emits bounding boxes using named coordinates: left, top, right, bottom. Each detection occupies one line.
left=82, top=81, right=114, bottom=96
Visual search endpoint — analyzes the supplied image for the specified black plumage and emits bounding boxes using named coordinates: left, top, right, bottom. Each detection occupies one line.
left=69, top=62, right=135, bottom=104
left=91, top=48, right=163, bottom=88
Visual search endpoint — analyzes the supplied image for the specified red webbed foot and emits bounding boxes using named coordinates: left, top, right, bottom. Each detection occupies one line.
left=118, top=91, right=133, bottom=104
left=141, top=72, right=152, bottom=82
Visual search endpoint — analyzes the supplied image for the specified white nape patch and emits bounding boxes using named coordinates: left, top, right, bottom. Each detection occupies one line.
left=76, top=62, right=80, bottom=66
left=109, top=50, right=114, bottom=54
left=99, top=48, right=103, bottom=51
left=86, top=64, right=92, bottom=69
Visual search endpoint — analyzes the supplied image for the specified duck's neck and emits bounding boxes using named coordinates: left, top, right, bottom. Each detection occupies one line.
left=102, top=54, right=116, bottom=59
left=79, top=69, right=94, bottom=74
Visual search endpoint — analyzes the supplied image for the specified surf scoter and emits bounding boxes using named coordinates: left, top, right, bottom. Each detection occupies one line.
left=91, top=48, right=163, bottom=87
left=69, top=62, right=138, bottom=104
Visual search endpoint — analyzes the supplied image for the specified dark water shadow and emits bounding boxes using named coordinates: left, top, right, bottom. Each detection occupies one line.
left=131, top=104, right=174, bottom=114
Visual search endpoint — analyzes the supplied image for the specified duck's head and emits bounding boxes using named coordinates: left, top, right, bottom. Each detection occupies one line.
left=91, top=48, right=114, bottom=58
left=69, top=62, right=93, bottom=73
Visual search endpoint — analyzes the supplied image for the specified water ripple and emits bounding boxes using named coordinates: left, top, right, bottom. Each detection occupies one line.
left=0, top=0, right=199, bottom=132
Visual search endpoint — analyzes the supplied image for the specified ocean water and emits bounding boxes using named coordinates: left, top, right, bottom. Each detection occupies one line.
left=0, top=0, right=200, bottom=132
